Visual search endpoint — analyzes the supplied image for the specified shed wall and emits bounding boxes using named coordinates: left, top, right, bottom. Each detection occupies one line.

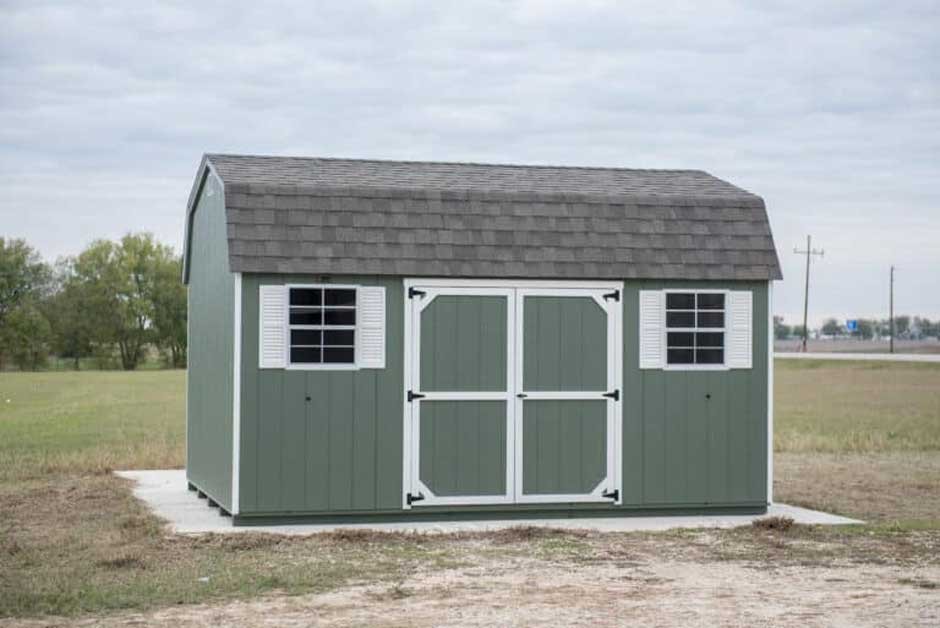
left=186, top=172, right=235, bottom=510
left=237, top=276, right=768, bottom=517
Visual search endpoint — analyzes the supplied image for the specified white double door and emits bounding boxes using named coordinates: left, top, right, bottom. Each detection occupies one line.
left=403, top=280, right=622, bottom=508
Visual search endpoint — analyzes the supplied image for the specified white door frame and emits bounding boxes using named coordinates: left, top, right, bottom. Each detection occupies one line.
left=402, top=278, right=623, bottom=509
left=513, top=286, right=623, bottom=505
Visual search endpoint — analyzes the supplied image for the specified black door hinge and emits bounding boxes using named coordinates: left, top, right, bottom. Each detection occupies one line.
left=408, top=287, right=426, bottom=299
left=602, top=389, right=620, bottom=402
left=407, top=492, right=425, bottom=505
left=407, top=390, right=426, bottom=402
left=516, top=393, right=528, bottom=399
left=603, top=289, right=620, bottom=302
left=602, top=488, right=619, bottom=501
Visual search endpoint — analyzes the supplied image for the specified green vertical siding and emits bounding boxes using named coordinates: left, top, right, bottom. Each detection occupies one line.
left=185, top=172, right=234, bottom=510
left=622, top=280, right=768, bottom=507
left=239, top=275, right=404, bottom=514
left=237, top=277, right=769, bottom=518
left=522, top=296, right=607, bottom=391
left=419, top=400, right=507, bottom=496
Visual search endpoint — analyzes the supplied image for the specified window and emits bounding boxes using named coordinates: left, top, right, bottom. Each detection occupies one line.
left=665, top=292, right=725, bottom=365
left=288, top=286, right=356, bottom=365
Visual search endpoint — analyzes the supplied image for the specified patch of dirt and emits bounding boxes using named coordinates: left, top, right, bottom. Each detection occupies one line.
left=4, top=549, right=938, bottom=628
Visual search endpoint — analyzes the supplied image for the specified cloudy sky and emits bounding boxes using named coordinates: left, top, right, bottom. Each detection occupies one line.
left=1, top=1, right=937, bottom=325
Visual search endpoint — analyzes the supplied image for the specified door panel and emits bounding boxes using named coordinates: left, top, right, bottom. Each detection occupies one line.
left=522, top=400, right=606, bottom=495
left=419, top=400, right=507, bottom=497
left=522, top=296, right=607, bottom=391
left=516, top=289, right=621, bottom=504
left=420, top=295, right=507, bottom=392
left=408, top=288, right=514, bottom=506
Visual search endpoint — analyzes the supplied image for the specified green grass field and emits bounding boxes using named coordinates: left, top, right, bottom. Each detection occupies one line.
left=0, top=361, right=938, bottom=619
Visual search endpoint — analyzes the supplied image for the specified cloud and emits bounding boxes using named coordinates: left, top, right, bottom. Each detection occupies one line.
left=1, top=0, right=938, bottom=321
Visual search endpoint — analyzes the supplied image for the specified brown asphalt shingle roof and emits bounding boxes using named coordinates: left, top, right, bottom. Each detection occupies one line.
left=184, top=153, right=782, bottom=282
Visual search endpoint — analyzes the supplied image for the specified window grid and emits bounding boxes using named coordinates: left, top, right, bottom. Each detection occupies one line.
left=288, top=287, right=357, bottom=365
left=665, top=292, right=726, bottom=366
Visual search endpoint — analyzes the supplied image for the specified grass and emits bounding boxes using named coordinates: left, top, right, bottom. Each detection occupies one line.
left=774, top=359, right=940, bottom=452
left=0, top=370, right=184, bottom=481
left=0, top=360, right=939, bottom=619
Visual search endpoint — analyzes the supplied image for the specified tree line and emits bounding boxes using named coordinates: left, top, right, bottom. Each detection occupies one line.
left=0, top=234, right=186, bottom=371
left=774, top=315, right=940, bottom=341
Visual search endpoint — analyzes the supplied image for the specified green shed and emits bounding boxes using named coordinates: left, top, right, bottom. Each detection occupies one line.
left=182, top=154, right=782, bottom=525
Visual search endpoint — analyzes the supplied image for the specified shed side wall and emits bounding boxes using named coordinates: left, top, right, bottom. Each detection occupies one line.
left=238, top=276, right=767, bottom=516
left=186, top=172, right=234, bottom=510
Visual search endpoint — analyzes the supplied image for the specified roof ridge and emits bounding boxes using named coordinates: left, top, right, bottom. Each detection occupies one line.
left=204, top=152, right=712, bottom=176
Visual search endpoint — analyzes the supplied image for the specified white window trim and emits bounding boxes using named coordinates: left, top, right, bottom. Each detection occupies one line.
left=284, top=283, right=361, bottom=371
left=661, top=288, right=731, bottom=371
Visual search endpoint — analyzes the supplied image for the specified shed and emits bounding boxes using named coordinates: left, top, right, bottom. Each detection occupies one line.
left=182, top=154, right=782, bottom=524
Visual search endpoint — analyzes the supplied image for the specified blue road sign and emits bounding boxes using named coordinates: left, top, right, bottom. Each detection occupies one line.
left=846, top=319, right=858, bottom=332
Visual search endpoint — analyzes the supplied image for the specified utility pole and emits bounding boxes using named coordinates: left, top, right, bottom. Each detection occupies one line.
left=889, top=265, right=895, bottom=354
left=793, top=235, right=824, bottom=353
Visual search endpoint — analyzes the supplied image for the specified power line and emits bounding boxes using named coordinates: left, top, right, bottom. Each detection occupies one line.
left=793, top=235, right=824, bottom=353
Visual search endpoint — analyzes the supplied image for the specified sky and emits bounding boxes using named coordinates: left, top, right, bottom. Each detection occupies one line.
left=1, top=1, right=938, bottom=326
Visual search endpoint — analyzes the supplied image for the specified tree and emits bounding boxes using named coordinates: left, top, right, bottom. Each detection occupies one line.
left=821, top=318, right=842, bottom=337
left=151, top=254, right=187, bottom=367
left=71, top=233, right=175, bottom=370
left=43, top=260, right=95, bottom=369
left=0, top=238, right=50, bottom=325
left=894, top=315, right=911, bottom=338
left=855, top=319, right=875, bottom=340
left=773, top=315, right=791, bottom=340
left=0, top=300, right=51, bottom=370
left=0, top=238, right=51, bottom=367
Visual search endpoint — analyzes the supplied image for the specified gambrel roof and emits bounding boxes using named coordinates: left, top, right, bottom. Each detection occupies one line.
left=183, top=153, right=782, bottom=283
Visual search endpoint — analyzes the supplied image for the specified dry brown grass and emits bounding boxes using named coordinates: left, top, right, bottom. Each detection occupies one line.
left=774, top=360, right=940, bottom=452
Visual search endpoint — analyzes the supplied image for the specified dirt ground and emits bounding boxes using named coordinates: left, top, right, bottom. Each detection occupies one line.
left=4, top=533, right=938, bottom=628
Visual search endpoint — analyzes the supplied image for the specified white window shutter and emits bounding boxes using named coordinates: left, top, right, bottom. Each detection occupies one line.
left=259, top=285, right=287, bottom=369
left=357, top=286, right=386, bottom=369
left=639, top=290, right=664, bottom=369
left=727, top=290, right=753, bottom=369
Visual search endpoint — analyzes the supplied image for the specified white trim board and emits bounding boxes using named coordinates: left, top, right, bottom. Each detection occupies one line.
left=767, top=281, right=774, bottom=505
left=231, top=272, right=242, bottom=515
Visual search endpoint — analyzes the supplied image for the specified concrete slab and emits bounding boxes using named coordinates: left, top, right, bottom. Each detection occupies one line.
left=116, top=470, right=863, bottom=535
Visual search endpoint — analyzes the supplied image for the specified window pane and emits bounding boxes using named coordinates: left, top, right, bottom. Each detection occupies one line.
left=696, top=348, right=724, bottom=364
left=697, top=312, right=724, bottom=328
left=289, top=309, right=322, bottom=325
left=324, top=329, right=355, bottom=346
left=290, top=347, right=321, bottom=363
left=667, top=332, right=694, bottom=348
left=323, top=347, right=355, bottom=363
left=666, top=311, right=695, bottom=328
left=291, top=329, right=321, bottom=346
left=697, top=293, right=725, bottom=310
left=324, top=289, right=356, bottom=306
left=667, top=348, right=694, bottom=364
left=290, top=288, right=321, bottom=306
left=666, top=293, right=695, bottom=310
left=696, top=332, right=724, bottom=348
left=324, top=309, right=356, bottom=326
